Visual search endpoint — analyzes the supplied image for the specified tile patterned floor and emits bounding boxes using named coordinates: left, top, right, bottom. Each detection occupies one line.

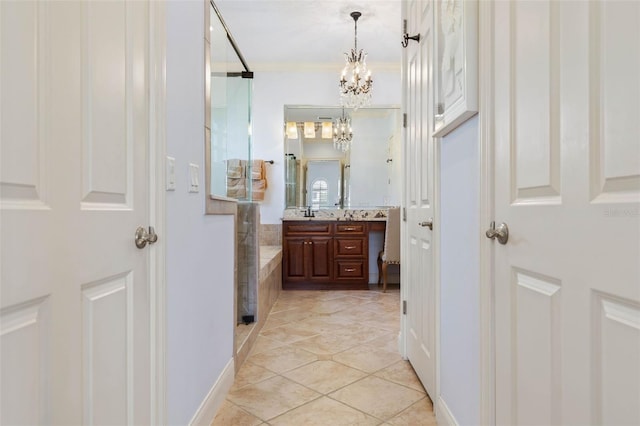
left=213, top=289, right=437, bottom=425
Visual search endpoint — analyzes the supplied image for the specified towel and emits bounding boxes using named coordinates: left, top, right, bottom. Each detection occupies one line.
left=226, top=177, right=246, bottom=199
left=224, top=159, right=268, bottom=201
left=250, top=160, right=266, bottom=180
left=226, top=159, right=245, bottom=179
left=251, top=179, right=267, bottom=201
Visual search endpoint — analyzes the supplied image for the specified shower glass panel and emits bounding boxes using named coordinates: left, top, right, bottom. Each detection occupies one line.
left=209, top=3, right=253, bottom=200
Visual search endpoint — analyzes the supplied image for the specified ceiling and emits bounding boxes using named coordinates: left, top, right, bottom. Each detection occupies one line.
left=214, top=0, right=403, bottom=69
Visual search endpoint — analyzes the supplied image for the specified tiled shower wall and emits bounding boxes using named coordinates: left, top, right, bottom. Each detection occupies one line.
left=237, top=203, right=259, bottom=321
left=259, top=224, right=282, bottom=246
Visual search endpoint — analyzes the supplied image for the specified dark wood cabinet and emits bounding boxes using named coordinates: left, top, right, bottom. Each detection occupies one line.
left=308, top=237, right=332, bottom=279
left=284, top=238, right=306, bottom=279
left=283, top=236, right=332, bottom=281
left=283, top=220, right=375, bottom=290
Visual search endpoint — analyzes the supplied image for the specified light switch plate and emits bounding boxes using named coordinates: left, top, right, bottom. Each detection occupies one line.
left=166, top=156, right=176, bottom=191
left=188, top=163, right=199, bottom=193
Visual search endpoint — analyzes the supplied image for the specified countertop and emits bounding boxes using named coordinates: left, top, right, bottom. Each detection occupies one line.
left=282, top=208, right=391, bottom=221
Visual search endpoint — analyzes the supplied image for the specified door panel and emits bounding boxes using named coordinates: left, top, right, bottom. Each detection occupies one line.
left=0, top=298, right=50, bottom=424
left=284, top=239, right=306, bottom=279
left=512, top=0, right=561, bottom=203
left=404, top=0, right=436, bottom=399
left=511, top=269, right=562, bottom=425
left=81, top=0, right=130, bottom=206
left=493, top=1, right=640, bottom=425
left=592, top=293, right=640, bottom=425
left=309, top=237, right=332, bottom=279
left=1, top=1, right=152, bottom=424
left=590, top=0, right=640, bottom=202
left=82, top=273, right=132, bottom=425
left=0, top=0, right=49, bottom=209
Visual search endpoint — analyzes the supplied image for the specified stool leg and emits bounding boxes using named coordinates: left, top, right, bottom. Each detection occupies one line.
left=377, top=252, right=383, bottom=285
left=382, top=262, right=388, bottom=293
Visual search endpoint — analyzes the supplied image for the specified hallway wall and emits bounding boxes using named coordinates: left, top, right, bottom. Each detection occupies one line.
left=439, top=116, right=481, bottom=425
left=251, top=68, right=402, bottom=224
left=166, top=2, right=234, bottom=424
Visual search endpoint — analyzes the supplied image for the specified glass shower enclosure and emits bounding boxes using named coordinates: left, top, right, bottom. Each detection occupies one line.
left=209, top=2, right=253, bottom=201
left=209, top=2, right=258, bottom=336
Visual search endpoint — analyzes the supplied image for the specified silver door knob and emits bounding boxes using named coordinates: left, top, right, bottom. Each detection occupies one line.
left=485, top=221, right=508, bottom=245
left=419, top=218, right=433, bottom=230
left=135, top=226, right=158, bottom=249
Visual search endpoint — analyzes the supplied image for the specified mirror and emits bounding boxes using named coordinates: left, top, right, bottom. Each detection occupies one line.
left=284, top=105, right=402, bottom=209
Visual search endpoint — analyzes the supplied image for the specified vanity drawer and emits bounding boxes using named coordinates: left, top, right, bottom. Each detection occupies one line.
left=334, top=238, right=366, bottom=257
left=334, top=223, right=366, bottom=235
left=334, top=260, right=366, bottom=280
left=284, top=222, right=332, bottom=235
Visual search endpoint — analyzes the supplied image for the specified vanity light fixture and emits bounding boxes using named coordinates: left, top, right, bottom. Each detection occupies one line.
left=339, top=11, right=373, bottom=109
left=321, top=122, right=333, bottom=139
left=333, top=107, right=353, bottom=152
left=286, top=121, right=298, bottom=139
left=304, top=122, right=316, bottom=139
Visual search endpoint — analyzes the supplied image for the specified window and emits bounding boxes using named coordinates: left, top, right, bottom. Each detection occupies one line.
left=311, top=179, right=328, bottom=209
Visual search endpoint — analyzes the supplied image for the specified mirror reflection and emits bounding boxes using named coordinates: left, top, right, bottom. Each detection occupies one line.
left=284, top=105, right=402, bottom=209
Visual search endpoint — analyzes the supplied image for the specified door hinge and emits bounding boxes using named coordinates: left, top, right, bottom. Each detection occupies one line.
left=402, top=207, right=407, bottom=222
left=403, top=113, right=407, bottom=128
left=402, top=300, right=407, bottom=315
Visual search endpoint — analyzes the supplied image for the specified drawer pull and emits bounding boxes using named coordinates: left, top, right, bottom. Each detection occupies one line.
left=344, top=268, right=356, bottom=272
left=343, top=227, right=356, bottom=231
left=345, top=246, right=356, bottom=249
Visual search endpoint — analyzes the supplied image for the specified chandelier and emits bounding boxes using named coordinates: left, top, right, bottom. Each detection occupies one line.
left=333, top=108, right=353, bottom=152
left=340, top=11, right=373, bottom=109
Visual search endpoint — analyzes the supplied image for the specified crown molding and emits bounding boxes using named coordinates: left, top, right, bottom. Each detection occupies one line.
left=248, top=61, right=401, bottom=73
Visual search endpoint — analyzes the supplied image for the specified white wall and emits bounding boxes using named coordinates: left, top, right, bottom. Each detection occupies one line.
left=166, top=2, right=234, bottom=424
left=252, top=68, right=401, bottom=223
left=439, top=116, right=480, bottom=425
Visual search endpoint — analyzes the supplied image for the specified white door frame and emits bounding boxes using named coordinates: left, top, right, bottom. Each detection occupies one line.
left=478, top=1, right=495, bottom=425
left=148, top=0, right=167, bottom=423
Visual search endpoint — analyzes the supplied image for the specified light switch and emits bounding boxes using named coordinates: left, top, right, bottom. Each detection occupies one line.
left=166, top=156, right=176, bottom=191
left=188, top=163, right=199, bottom=193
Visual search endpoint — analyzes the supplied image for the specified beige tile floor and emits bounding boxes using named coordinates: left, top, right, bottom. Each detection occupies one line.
left=213, top=288, right=437, bottom=425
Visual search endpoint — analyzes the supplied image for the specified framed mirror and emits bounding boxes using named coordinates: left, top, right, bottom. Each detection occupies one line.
left=284, top=105, right=402, bottom=209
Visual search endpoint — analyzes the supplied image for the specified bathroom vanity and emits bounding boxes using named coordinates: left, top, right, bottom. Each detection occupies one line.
left=282, top=209, right=388, bottom=290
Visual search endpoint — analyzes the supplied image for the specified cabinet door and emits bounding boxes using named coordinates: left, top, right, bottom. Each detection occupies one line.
left=284, top=238, right=306, bottom=279
left=308, top=237, right=332, bottom=280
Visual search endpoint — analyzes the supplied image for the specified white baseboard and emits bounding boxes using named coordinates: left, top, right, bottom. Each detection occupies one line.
left=436, top=396, right=459, bottom=426
left=189, top=357, right=235, bottom=426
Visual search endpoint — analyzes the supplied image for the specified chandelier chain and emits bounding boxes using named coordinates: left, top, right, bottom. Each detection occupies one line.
left=354, top=15, right=358, bottom=52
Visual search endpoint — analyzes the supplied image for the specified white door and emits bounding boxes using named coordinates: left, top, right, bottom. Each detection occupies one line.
left=403, top=0, right=437, bottom=398
left=1, top=1, right=154, bottom=424
left=492, top=1, right=640, bottom=424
